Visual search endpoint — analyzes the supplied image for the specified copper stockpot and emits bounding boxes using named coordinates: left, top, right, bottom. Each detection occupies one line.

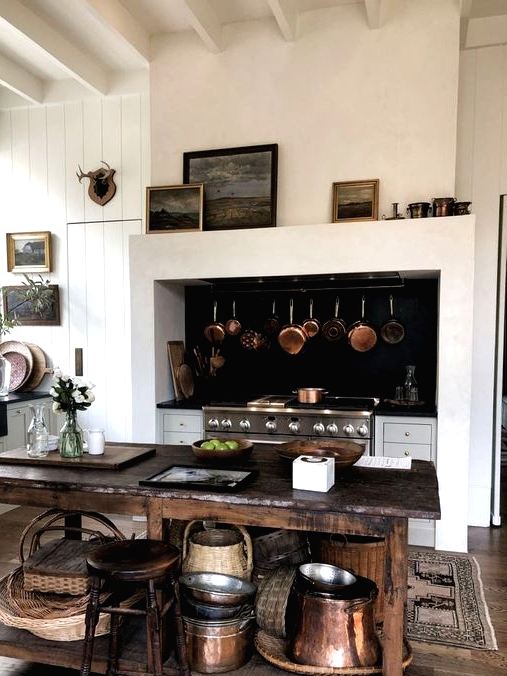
left=432, top=197, right=455, bottom=217
left=293, top=388, right=327, bottom=404
left=288, top=577, right=380, bottom=669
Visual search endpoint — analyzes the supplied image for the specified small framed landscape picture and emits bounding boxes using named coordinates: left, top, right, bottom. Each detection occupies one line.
left=146, top=184, right=204, bottom=233
left=2, top=284, right=60, bottom=326
left=6, top=231, right=52, bottom=273
left=332, top=179, right=379, bottom=223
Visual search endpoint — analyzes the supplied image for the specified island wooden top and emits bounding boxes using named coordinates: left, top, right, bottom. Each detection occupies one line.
left=0, top=443, right=440, bottom=526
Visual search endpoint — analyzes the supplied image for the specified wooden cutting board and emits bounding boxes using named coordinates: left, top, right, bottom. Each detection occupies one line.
left=0, top=444, right=156, bottom=469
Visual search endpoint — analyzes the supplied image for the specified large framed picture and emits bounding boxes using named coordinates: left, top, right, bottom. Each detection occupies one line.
left=183, top=144, right=278, bottom=231
left=2, top=285, right=60, bottom=326
left=6, top=231, right=52, bottom=273
left=146, top=184, right=204, bottom=233
left=332, top=179, right=379, bottom=223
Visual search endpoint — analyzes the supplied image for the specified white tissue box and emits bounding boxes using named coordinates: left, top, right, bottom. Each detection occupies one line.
left=292, top=455, right=335, bottom=492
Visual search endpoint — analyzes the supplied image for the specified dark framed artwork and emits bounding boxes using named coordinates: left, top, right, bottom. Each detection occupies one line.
left=6, top=231, right=52, bottom=273
left=332, top=179, right=379, bottom=222
left=2, top=285, right=60, bottom=326
left=146, top=184, right=204, bottom=233
left=139, top=465, right=258, bottom=492
left=183, top=144, right=278, bottom=231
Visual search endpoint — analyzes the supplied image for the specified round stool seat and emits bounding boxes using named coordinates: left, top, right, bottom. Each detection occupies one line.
left=87, top=539, right=180, bottom=582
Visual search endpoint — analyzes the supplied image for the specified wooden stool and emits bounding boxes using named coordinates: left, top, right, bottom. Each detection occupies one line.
left=80, top=538, right=190, bottom=676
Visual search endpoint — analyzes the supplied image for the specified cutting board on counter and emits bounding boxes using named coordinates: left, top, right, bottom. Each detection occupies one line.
left=0, top=445, right=156, bottom=469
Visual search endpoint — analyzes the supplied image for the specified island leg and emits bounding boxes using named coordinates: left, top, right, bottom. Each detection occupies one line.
left=382, top=517, right=408, bottom=676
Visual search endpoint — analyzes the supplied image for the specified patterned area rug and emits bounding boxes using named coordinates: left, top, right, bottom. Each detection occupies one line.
left=407, top=550, right=497, bottom=650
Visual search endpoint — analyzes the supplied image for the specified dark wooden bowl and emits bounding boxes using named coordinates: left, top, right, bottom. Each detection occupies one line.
left=276, top=439, right=365, bottom=469
left=191, top=439, right=254, bottom=463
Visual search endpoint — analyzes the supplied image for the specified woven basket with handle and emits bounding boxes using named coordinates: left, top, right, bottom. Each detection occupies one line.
left=182, top=520, right=253, bottom=580
left=20, top=508, right=126, bottom=596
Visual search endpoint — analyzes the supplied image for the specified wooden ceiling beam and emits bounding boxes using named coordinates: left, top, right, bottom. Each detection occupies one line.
left=181, top=0, right=222, bottom=53
left=268, top=0, right=298, bottom=42
left=0, top=51, right=42, bottom=103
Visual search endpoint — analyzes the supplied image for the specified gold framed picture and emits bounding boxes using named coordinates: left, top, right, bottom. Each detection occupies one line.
left=146, top=184, right=204, bottom=233
left=6, top=231, right=52, bottom=273
left=332, top=180, right=379, bottom=223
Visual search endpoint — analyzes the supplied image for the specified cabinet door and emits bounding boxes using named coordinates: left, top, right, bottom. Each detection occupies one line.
left=6, top=405, right=32, bottom=450
left=383, top=442, right=431, bottom=461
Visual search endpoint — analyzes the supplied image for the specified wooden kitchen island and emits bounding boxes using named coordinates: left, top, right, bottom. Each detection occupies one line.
left=0, top=443, right=440, bottom=676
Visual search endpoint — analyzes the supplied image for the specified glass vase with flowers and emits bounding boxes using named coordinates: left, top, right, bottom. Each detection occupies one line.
left=50, top=369, right=95, bottom=458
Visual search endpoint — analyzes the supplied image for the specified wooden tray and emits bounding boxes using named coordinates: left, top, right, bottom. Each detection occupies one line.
left=0, top=445, right=156, bottom=469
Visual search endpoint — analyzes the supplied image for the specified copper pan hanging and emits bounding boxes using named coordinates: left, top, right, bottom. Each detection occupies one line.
left=302, top=299, right=320, bottom=338
left=322, top=297, right=346, bottom=342
left=278, top=299, right=307, bottom=356
left=203, top=300, right=225, bottom=343
left=348, top=296, right=377, bottom=352
left=380, top=295, right=405, bottom=345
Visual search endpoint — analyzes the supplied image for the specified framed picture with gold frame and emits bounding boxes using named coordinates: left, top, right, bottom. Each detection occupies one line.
left=332, top=179, right=379, bottom=223
left=6, top=231, right=52, bottom=273
left=146, top=184, right=204, bottom=233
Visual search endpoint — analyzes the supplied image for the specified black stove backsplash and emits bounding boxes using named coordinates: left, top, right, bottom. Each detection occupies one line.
left=184, top=278, right=438, bottom=405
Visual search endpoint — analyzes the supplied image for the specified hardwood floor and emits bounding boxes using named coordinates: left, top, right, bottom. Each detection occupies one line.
left=0, top=479, right=505, bottom=675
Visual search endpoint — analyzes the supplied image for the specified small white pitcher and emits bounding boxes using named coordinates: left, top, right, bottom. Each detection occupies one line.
left=85, top=429, right=105, bottom=455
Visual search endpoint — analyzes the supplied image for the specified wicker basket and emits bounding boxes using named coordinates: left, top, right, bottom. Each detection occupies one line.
left=310, top=533, right=386, bottom=623
left=20, top=508, right=126, bottom=596
left=182, top=521, right=253, bottom=580
left=255, top=565, right=297, bottom=639
left=0, top=566, right=142, bottom=641
left=252, top=528, right=310, bottom=569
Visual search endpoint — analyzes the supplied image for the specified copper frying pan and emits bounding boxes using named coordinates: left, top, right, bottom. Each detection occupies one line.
left=302, top=299, right=320, bottom=338
left=225, top=300, right=242, bottom=336
left=203, top=300, right=225, bottom=343
left=348, top=296, right=377, bottom=352
left=278, top=299, right=307, bottom=355
left=322, top=297, right=347, bottom=342
left=380, top=295, right=405, bottom=344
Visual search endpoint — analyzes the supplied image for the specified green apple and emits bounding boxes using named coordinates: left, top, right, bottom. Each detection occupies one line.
left=225, top=440, right=240, bottom=450
left=200, top=441, right=215, bottom=450
left=208, top=439, right=221, bottom=448
left=214, top=443, right=230, bottom=451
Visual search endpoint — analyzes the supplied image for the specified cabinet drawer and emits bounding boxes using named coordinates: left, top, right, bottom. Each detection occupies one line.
left=163, top=432, right=200, bottom=445
left=162, top=413, right=202, bottom=434
left=382, top=422, right=432, bottom=445
left=383, top=442, right=431, bottom=461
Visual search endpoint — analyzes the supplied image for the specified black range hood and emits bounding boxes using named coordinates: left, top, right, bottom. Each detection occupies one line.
left=202, top=271, right=404, bottom=294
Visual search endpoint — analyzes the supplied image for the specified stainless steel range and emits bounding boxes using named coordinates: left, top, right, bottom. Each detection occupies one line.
left=203, top=395, right=379, bottom=454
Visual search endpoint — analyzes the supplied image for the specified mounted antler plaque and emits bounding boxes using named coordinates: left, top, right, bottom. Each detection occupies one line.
left=76, top=161, right=117, bottom=206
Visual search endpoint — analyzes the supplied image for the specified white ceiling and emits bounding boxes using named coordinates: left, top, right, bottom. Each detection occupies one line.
left=0, top=0, right=506, bottom=109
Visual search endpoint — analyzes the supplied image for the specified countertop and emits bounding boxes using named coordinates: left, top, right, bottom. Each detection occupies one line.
left=0, top=390, right=51, bottom=405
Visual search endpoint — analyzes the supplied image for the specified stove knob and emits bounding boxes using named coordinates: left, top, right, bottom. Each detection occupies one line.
left=265, top=420, right=277, bottom=433
left=239, top=419, right=250, bottom=432
left=208, top=418, right=219, bottom=431
left=313, top=422, right=325, bottom=436
left=289, top=421, right=300, bottom=434
left=357, top=424, right=369, bottom=437
left=220, top=419, right=232, bottom=431
left=326, top=423, right=339, bottom=436
left=343, top=424, right=355, bottom=436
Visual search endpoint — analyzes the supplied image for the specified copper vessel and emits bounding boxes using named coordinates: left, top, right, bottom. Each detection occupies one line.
left=288, top=577, right=380, bottom=669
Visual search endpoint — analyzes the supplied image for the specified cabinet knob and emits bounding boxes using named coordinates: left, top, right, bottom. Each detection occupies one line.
left=404, top=450, right=410, bottom=456
left=404, top=431, right=410, bottom=437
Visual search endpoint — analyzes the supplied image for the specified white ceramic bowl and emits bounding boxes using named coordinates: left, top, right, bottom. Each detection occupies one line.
left=47, top=435, right=59, bottom=451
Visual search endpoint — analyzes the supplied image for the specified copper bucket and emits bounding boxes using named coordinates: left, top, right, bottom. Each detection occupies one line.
left=288, top=576, right=381, bottom=669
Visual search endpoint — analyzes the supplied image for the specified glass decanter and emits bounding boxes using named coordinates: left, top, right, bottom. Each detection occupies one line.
left=404, top=365, right=418, bottom=402
left=27, top=404, right=49, bottom=458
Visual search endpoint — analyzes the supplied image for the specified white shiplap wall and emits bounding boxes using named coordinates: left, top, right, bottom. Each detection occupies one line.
left=0, top=94, right=149, bottom=441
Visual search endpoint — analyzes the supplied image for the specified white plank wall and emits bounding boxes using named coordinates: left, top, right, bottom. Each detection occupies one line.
left=0, top=94, right=149, bottom=442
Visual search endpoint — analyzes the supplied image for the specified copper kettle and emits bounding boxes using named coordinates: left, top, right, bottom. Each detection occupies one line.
left=287, top=575, right=381, bottom=669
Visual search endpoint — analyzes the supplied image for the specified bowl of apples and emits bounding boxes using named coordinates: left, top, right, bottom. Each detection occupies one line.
left=191, top=438, right=254, bottom=463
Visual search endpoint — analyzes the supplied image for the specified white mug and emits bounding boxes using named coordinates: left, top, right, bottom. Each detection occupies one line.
left=86, top=429, right=105, bottom=455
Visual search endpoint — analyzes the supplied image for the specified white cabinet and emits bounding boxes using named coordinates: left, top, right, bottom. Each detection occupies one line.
left=374, top=415, right=437, bottom=547
left=158, top=409, right=203, bottom=445
left=1, top=397, right=57, bottom=452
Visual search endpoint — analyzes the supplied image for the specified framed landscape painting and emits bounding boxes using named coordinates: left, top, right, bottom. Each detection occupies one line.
left=332, top=179, right=379, bottom=222
left=146, top=184, right=203, bottom=233
left=2, top=284, right=60, bottom=325
left=6, top=231, right=52, bottom=273
left=183, top=144, right=278, bottom=231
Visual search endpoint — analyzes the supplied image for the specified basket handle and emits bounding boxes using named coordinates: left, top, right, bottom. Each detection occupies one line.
left=182, top=519, right=201, bottom=561
left=18, top=508, right=126, bottom=563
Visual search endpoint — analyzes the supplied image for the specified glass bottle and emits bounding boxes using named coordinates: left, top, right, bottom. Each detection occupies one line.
left=27, top=404, right=49, bottom=458
left=59, top=410, right=84, bottom=458
left=404, top=365, right=418, bottom=402
left=0, top=354, right=11, bottom=397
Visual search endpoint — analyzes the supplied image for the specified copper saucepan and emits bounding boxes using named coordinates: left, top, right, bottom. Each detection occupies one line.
left=203, top=300, right=225, bottom=343
left=278, top=299, right=307, bottom=355
left=302, top=299, right=320, bottom=338
left=380, top=295, right=405, bottom=344
left=264, top=300, right=280, bottom=337
left=322, top=297, right=347, bottom=342
left=293, top=388, right=328, bottom=404
left=348, top=296, right=377, bottom=352
left=225, top=300, right=242, bottom=337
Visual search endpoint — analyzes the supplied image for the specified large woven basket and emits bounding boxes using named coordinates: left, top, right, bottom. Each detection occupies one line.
left=255, top=565, right=296, bottom=639
left=182, top=521, right=253, bottom=580
left=20, top=508, right=126, bottom=596
left=310, top=533, right=386, bottom=623
left=0, top=566, right=142, bottom=641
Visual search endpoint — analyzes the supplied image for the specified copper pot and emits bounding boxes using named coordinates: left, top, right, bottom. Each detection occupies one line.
left=407, top=202, right=431, bottom=218
left=347, top=296, right=377, bottom=353
left=293, top=388, right=327, bottom=404
left=277, top=299, right=307, bottom=356
left=288, top=578, right=380, bottom=669
left=432, top=197, right=455, bottom=217
left=453, top=201, right=472, bottom=215
left=204, top=300, right=225, bottom=343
